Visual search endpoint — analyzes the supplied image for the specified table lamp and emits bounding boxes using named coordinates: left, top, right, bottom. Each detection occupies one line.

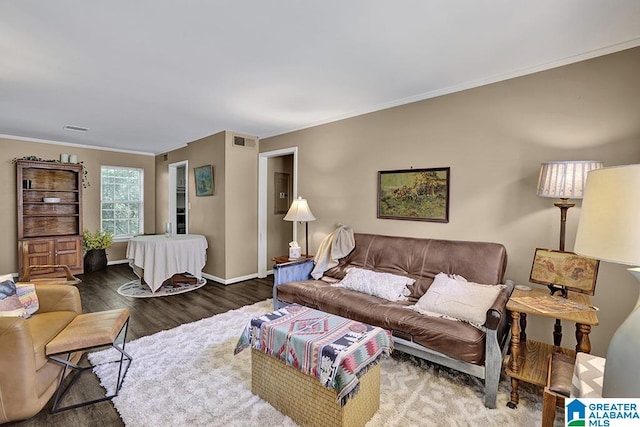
left=574, top=164, right=640, bottom=397
left=283, top=196, right=316, bottom=256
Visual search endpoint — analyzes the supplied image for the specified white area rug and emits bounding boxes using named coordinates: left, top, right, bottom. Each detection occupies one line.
left=90, top=300, right=546, bottom=426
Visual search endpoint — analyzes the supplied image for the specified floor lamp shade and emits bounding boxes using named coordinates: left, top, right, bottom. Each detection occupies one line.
left=536, top=160, right=603, bottom=199
left=283, top=197, right=316, bottom=255
left=574, top=164, right=640, bottom=397
left=537, top=160, right=603, bottom=252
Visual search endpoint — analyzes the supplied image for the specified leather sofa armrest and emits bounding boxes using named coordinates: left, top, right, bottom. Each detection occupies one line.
left=485, top=280, right=515, bottom=330
left=0, top=317, right=38, bottom=424
left=33, top=284, right=82, bottom=315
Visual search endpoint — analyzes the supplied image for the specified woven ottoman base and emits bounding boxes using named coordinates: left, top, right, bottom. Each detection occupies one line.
left=251, top=348, right=380, bottom=427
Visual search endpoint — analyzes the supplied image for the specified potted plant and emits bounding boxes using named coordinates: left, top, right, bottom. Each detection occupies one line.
left=82, top=229, right=114, bottom=273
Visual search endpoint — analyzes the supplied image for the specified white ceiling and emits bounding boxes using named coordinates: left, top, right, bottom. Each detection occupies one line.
left=1, top=1, right=639, bottom=155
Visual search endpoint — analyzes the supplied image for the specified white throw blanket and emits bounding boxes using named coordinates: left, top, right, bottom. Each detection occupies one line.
left=311, top=224, right=355, bottom=279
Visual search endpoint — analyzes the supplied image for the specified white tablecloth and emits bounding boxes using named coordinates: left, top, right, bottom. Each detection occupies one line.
left=126, top=234, right=208, bottom=292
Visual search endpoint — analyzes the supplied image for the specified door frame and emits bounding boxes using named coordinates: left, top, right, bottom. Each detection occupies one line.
left=168, top=160, right=189, bottom=235
left=258, top=147, right=298, bottom=278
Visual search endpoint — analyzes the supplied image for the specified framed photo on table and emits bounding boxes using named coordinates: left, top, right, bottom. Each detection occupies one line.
left=529, top=248, right=600, bottom=295
left=194, top=165, right=214, bottom=197
left=377, top=167, right=450, bottom=222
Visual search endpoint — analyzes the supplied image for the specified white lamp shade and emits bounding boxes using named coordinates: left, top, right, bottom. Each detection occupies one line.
left=574, top=164, right=640, bottom=266
left=283, top=197, right=316, bottom=222
left=537, top=161, right=603, bottom=199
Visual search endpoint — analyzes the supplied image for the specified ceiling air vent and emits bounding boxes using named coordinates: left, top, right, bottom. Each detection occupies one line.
left=63, top=125, right=89, bottom=132
left=233, top=135, right=257, bottom=150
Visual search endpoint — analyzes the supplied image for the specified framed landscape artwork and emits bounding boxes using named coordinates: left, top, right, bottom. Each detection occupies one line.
left=529, top=248, right=600, bottom=295
left=377, top=167, right=450, bottom=222
left=194, top=165, right=214, bottom=197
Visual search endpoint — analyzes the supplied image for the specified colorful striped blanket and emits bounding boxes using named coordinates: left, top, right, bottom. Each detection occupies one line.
left=235, top=304, right=393, bottom=403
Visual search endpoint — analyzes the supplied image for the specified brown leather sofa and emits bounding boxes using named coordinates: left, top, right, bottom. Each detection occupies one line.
left=274, top=233, right=513, bottom=408
left=0, top=284, right=82, bottom=423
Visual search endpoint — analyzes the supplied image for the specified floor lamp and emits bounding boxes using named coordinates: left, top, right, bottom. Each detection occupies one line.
left=283, top=196, right=316, bottom=256
left=574, top=164, right=640, bottom=397
left=536, top=160, right=603, bottom=345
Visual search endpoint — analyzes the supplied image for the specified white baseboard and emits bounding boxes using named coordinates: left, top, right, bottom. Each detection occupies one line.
left=203, top=272, right=261, bottom=285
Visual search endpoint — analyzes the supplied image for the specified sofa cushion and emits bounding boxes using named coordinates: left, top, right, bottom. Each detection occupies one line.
left=412, top=273, right=503, bottom=327
left=333, top=267, right=414, bottom=302
left=277, top=280, right=487, bottom=364
left=323, top=234, right=507, bottom=302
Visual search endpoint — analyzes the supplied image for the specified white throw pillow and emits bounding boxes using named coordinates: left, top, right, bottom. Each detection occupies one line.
left=411, top=272, right=503, bottom=326
left=333, top=267, right=414, bottom=302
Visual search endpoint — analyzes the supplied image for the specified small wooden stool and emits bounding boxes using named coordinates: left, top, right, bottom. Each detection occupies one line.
left=541, top=351, right=575, bottom=427
left=46, top=308, right=132, bottom=413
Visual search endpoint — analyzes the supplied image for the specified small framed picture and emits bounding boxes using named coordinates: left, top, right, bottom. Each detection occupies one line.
left=194, top=165, right=214, bottom=197
left=377, top=167, right=450, bottom=222
left=529, top=248, right=600, bottom=295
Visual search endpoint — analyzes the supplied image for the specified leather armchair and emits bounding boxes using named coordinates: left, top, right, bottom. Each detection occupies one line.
left=0, top=284, right=82, bottom=423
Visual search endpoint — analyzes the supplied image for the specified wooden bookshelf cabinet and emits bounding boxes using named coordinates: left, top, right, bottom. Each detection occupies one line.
left=17, top=160, right=84, bottom=277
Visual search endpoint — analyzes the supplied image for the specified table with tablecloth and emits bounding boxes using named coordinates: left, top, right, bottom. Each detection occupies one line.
left=126, top=234, right=208, bottom=293
left=235, top=304, right=393, bottom=404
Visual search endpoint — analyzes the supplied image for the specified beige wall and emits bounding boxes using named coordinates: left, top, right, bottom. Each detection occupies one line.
left=155, top=132, right=227, bottom=278
left=224, top=132, right=259, bottom=279
left=155, top=131, right=258, bottom=281
left=260, top=47, right=640, bottom=357
left=0, top=138, right=156, bottom=272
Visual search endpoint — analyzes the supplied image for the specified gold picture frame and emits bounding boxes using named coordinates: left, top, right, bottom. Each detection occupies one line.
left=377, top=167, right=450, bottom=222
left=529, top=248, right=600, bottom=295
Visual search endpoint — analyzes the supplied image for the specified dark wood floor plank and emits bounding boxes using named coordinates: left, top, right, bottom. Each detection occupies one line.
left=6, top=264, right=273, bottom=426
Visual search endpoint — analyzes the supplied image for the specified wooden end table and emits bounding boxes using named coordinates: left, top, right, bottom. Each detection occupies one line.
left=46, top=308, right=132, bottom=412
left=505, top=288, right=599, bottom=409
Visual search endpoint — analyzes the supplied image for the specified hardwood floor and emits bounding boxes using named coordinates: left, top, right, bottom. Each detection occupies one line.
left=7, top=264, right=274, bottom=427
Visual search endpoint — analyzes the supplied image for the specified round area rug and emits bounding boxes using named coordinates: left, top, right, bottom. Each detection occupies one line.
left=117, top=278, right=207, bottom=298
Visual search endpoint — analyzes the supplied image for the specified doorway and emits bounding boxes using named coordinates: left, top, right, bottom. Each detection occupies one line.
left=258, top=147, right=298, bottom=278
left=168, top=161, right=188, bottom=235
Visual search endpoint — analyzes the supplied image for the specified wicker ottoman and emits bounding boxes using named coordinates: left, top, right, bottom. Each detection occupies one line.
left=251, top=348, right=380, bottom=427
